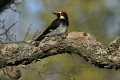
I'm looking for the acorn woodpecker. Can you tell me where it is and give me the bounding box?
[35,11,69,41]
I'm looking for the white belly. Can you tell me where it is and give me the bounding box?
[46,24,67,36]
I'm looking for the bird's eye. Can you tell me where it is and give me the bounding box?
[61,13,63,15]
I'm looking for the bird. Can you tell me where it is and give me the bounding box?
[34,11,69,41]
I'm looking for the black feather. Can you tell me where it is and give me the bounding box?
[35,12,69,41]
[35,19,60,41]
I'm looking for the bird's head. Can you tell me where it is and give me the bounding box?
[53,11,68,20]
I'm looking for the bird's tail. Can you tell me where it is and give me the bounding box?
[33,35,45,47]
[34,34,45,41]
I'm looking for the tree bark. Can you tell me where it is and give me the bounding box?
[0,32,120,69]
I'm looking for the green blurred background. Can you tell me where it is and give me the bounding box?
[1,0,120,80]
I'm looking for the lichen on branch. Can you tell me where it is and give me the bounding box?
[0,32,120,70]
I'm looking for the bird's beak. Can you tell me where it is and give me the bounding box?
[53,13,58,16]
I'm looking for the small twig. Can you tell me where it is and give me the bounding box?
[33,30,39,39]
[8,30,16,41]
[9,6,21,14]
[32,29,41,40]
[8,0,25,14]
[6,21,17,41]
[23,24,32,41]
[0,20,17,41]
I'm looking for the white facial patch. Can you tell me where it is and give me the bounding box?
[59,12,62,14]
[59,12,65,19]
[60,15,65,19]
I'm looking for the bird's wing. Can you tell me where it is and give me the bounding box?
[35,19,60,41]
[42,19,60,35]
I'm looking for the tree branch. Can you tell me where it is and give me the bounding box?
[0,32,120,69]
[0,0,24,13]
[0,0,14,12]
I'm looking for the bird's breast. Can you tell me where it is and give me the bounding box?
[57,24,67,33]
